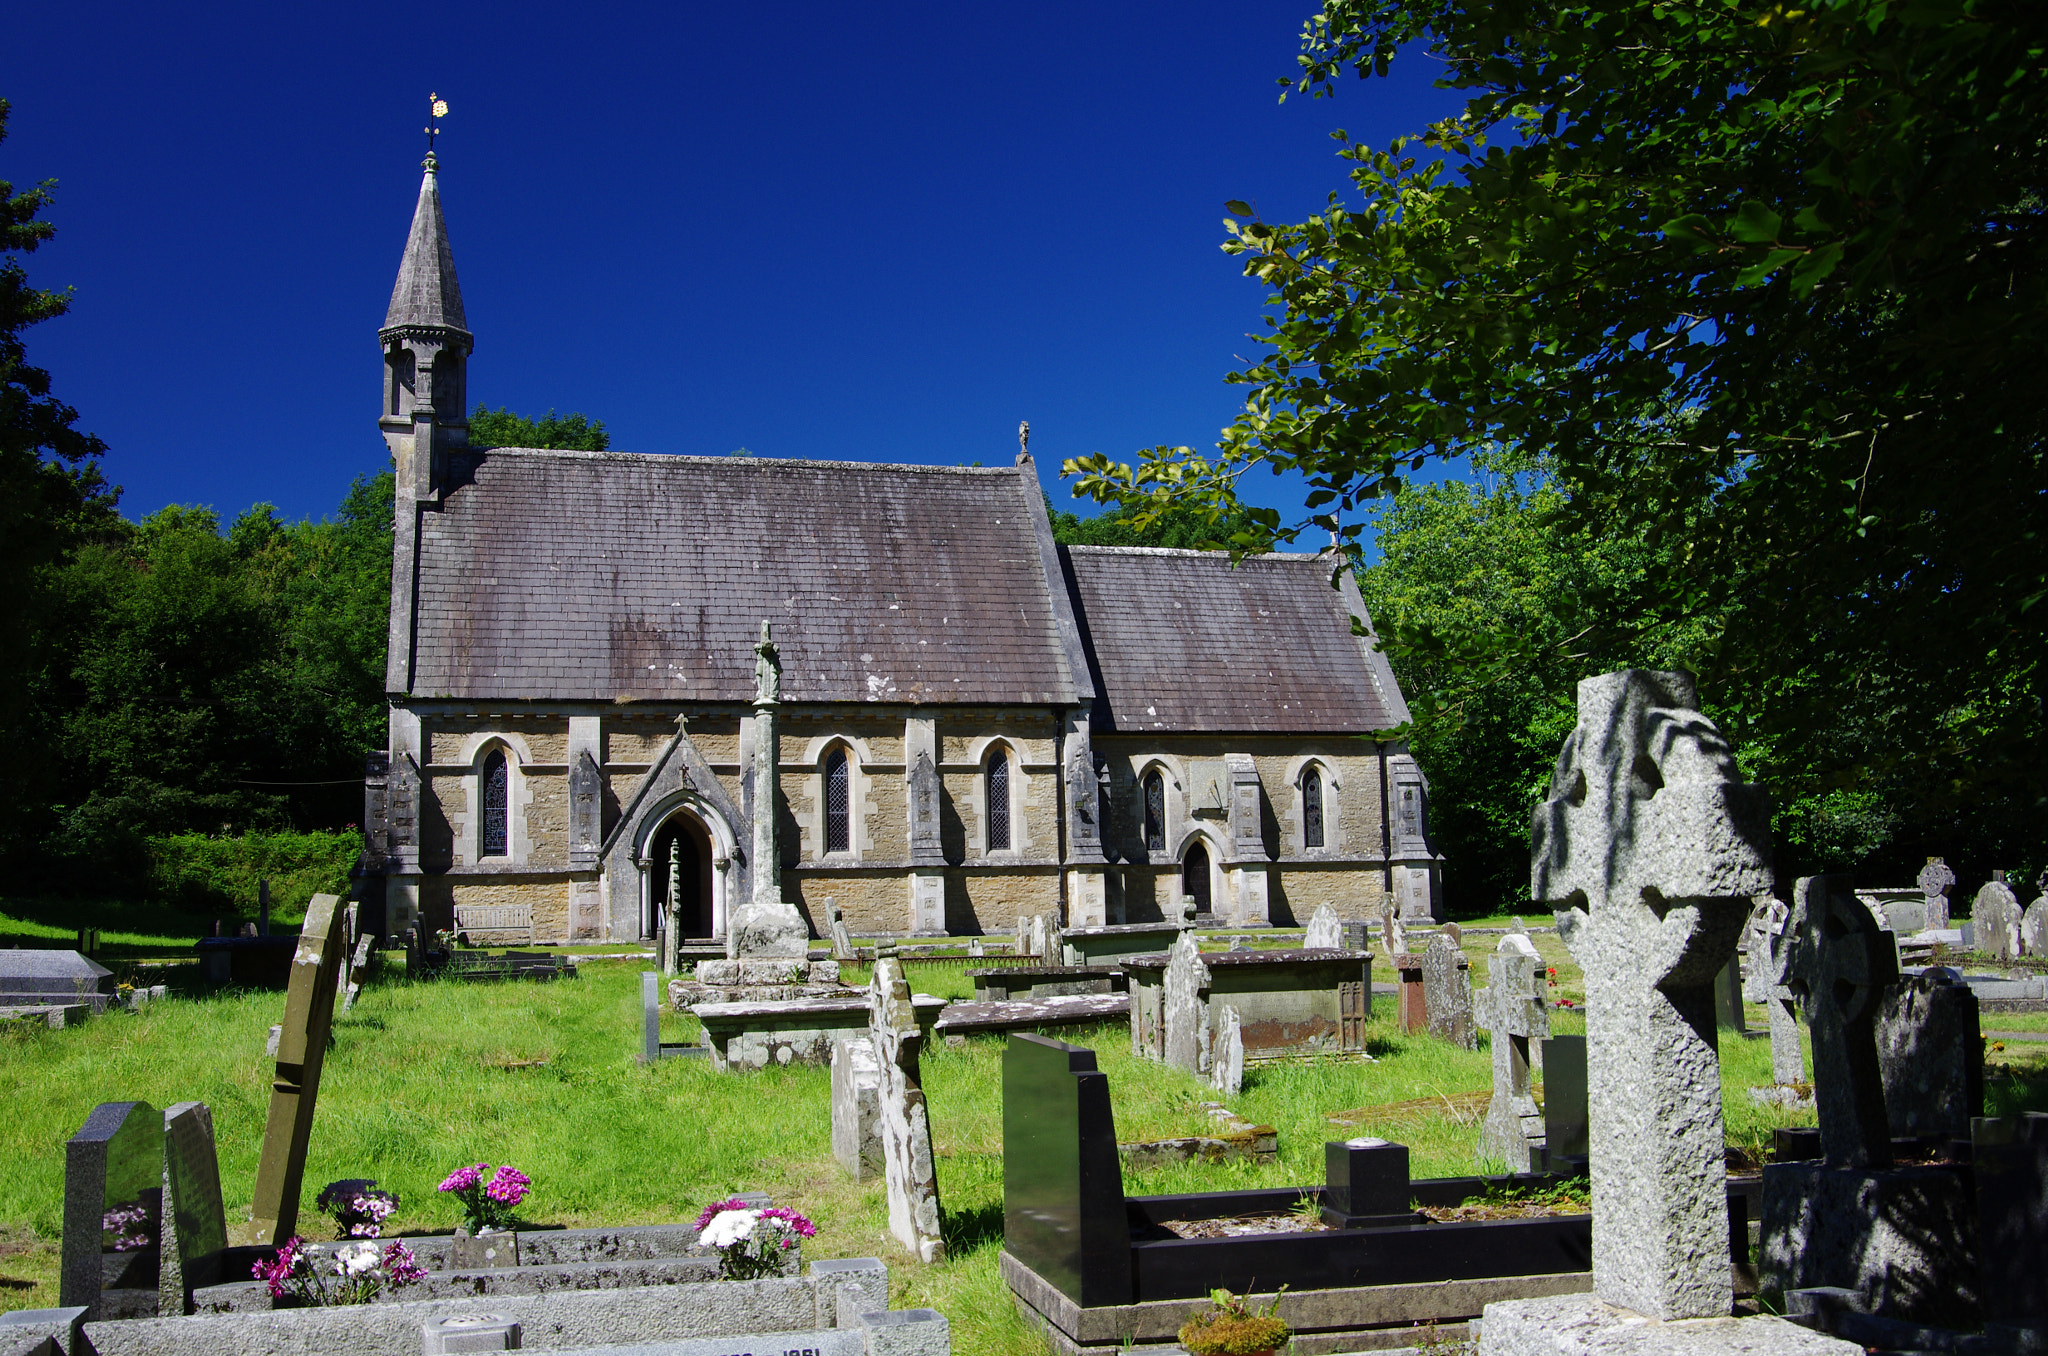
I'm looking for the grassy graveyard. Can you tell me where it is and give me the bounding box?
[4,926,2045,1356]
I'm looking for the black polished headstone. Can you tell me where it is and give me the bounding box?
[1774,1126,1822,1162]
[1002,1033,1132,1307]
[60,1101,162,1314]
[1542,1034,1588,1166]
[1321,1138,1418,1228]
[1973,1113,2048,1327]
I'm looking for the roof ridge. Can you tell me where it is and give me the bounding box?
[1063,544,1328,561]
[462,447,1026,476]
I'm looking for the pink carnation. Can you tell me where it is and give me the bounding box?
[484,1166,531,1205]
[438,1164,486,1193]
[760,1206,817,1238]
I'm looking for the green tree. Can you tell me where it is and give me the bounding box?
[1046,495,1269,550]
[1071,1,2048,852]
[0,99,121,870]
[469,405,609,450]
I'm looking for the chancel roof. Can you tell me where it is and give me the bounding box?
[410,450,1080,704]
[1063,547,1402,733]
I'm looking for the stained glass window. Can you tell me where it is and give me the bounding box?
[988,750,1011,851]
[1303,768,1325,848]
[1143,771,1165,852]
[824,748,850,853]
[481,750,508,857]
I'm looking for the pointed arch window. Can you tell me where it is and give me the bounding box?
[987,750,1012,851]
[481,750,509,857]
[824,748,850,854]
[1143,770,1165,852]
[1302,767,1325,849]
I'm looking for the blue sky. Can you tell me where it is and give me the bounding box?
[5,1,1460,531]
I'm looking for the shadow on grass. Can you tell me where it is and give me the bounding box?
[941,1200,1005,1257]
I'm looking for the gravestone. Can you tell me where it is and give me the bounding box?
[60,1100,161,1317]
[1758,876,1977,1327]
[2023,886,2048,959]
[1781,876,1898,1168]
[831,1034,883,1181]
[1764,925,1806,1087]
[1161,931,1210,1075]
[1209,1005,1244,1096]
[159,1101,225,1315]
[1000,1034,1132,1308]
[1478,934,1549,1172]
[827,900,856,963]
[869,958,943,1262]
[340,933,373,1013]
[1302,904,1343,951]
[0,950,115,1012]
[1421,932,1474,1050]
[1875,967,1981,1139]
[1541,1034,1589,1167]
[1381,907,1407,958]
[1975,872,2024,962]
[1971,1113,2048,1334]
[1917,857,1956,931]
[1532,669,1771,1321]
[732,623,809,959]
[241,892,346,1246]
[1743,897,1787,1003]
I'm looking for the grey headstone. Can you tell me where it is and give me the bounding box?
[1478,934,1549,1172]
[60,1100,161,1315]
[1420,933,1474,1050]
[1917,858,1956,931]
[641,972,661,1063]
[869,959,943,1263]
[1302,904,1343,951]
[1209,1005,1244,1096]
[1161,932,1210,1075]
[158,1103,224,1316]
[1380,907,1406,958]
[1534,669,1771,1321]
[2024,897,2048,958]
[831,1034,883,1180]
[827,900,855,963]
[1783,875,1898,1169]
[1975,877,2024,962]
[1758,1160,1978,1327]
[264,1025,281,1058]
[1876,968,1981,1139]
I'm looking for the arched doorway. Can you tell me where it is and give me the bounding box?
[1182,842,1212,916]
[649,812,715,942]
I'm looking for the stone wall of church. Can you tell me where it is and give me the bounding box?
[946,867,1062,934]
[1270,863,1396,926]
[414,876,572,944]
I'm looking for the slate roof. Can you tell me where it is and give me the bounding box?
[383,159,468,334]
[410,450,1079,704]
[1063,547,1399,733]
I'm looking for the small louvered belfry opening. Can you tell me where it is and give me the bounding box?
[1303,768,1325,848]
[481,750,508,857]
[987,750,1011,851]
[824,749,850,853]
[1143,771,1165,852]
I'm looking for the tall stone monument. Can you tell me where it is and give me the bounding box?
[1531,670,1771,1321]
[733,622,809,959]
[1477,933,1550,1172]
[241,892,347,1246]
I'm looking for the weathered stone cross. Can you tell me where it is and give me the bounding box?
[1780,874,1898,1169]
[1532,670,1772,1321]
[1477,933,1549,1173]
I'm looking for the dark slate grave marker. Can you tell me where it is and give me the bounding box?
[59,1100,161,1316]
[1321,1138,1420,1228]
[1541,1034,1588,1167]
[1001,1033,1132,1308]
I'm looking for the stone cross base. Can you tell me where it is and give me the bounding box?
[1756,1163,1978,1328]
[1478,1293,1860,1356]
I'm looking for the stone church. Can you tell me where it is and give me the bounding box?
[356,153,1444,947]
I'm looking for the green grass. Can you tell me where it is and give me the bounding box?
[4,945,2030,1356]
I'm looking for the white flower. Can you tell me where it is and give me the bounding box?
[336,1242,381,1276]
[697,1208,759,1249]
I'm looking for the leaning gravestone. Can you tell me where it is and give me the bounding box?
[827,899,856,963]
[1975,872,2024,962]
[1531,669,1771,1321]
[1759,876,1978,1327]
[1380,907,1407,958]
[831,1034,883,1181]
[869,958,943,1263]
[1477,934,1549,1172]
[159,1101,226,1316]
[1876,967,1981,1140]
[239,892,346,1246]
[1302,904,1343,951]
[61,1100,162,1317]
[1420,932,1474,1051]
[1161,931,1210,1076]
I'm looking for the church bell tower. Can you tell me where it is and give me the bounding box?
[379,149,471,500]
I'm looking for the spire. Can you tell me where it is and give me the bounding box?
[384,154,468,334]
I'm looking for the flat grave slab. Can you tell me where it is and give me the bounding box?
[933,994,1129,1034]
[0,951,114,1011]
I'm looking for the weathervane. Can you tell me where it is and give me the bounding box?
[425,93,449,153]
